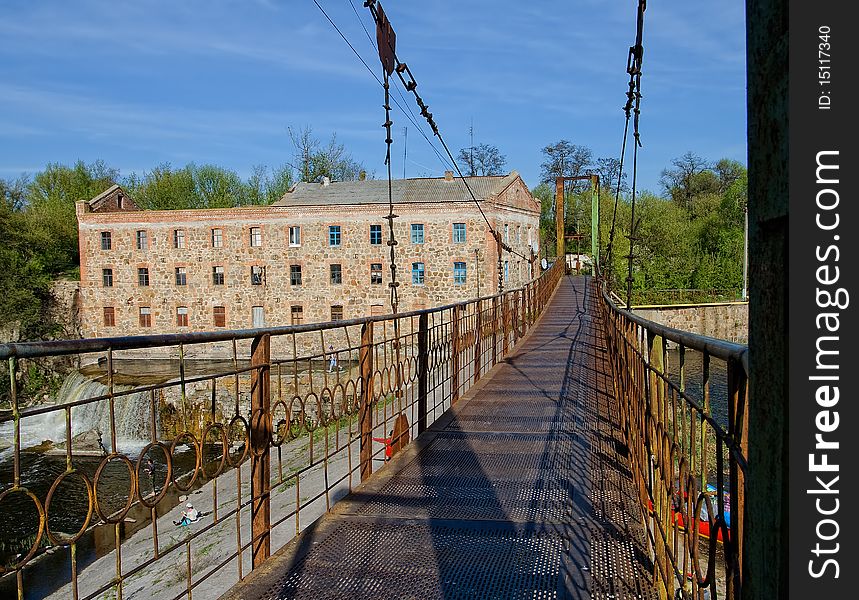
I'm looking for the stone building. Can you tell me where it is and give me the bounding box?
[75,172,540,342]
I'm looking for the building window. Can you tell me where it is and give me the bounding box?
[330,264,342,285]
[252,306,265,328]
[453,262,467,285]
[504,224,509,243]
[504,261,509,281]
[289,226,301,247]
[516,226,521,244]
[328,225,341,246]
[103,307,115,326]
[101,231,112,250]
[138,267,150,287]
[174,229,186,249]
[211,228,223,248]
[175,267,187,286]
[412,262,425,285]
[370,263,383,285]
[213,306,226,328]
[331,305,343,321]
[453,223,466,243]
[177,306,189,327]
[411,223,424,244]
[369,224,382,245]
[212,266,224,285]
[251,265,265,286]
[250,227,262,247]
[290,305,303,325]
[139,306,151,328]
[290,264,302,286]
[136,230,147,250]
[102,268,113,287]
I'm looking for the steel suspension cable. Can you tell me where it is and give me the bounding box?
[312,0,454,173]
[624,0,647,310]
[362,1,533,293]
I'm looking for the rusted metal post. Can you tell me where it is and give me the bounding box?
[250,333,271,568]
[451,305,460,404]
[555,177,565,260]
[502,294,509,356]
[727,357,748,594]
[512,290,520,344]
[359,322,374,481]
[521,287,528,334]
[417,313,429,434]
[491,296,498,365]
[473,300,482,384]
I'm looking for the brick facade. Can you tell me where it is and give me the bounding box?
[76,173,540,343]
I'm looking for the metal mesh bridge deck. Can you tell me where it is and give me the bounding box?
[223,276,657,600]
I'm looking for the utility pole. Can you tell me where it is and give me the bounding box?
[742,205,748,300]
[475,248,480,297]
[469,119,474,176]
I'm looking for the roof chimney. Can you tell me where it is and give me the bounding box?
[321,176,330,187]
[444,170,454,181]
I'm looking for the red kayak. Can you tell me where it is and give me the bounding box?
[648,484,731,542]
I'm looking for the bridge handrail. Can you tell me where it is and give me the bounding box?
[601,289,749,374]
[0,260,565,600]
[599,280,749,600]
[0,285,546,361]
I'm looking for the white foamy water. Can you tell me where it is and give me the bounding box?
[0,371,157,459]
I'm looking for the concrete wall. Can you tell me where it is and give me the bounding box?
[633,302,748,344]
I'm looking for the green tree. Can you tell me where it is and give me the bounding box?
[288,126,365,183]
[0,179,56,340]
[27,160,118,274]
[124,163,198,210]
[246,164,294,205]
[457,143,507,176]
[659,151,719,210]
[539,140,592,185]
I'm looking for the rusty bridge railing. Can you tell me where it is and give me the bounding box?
[0,259,564,600]
[600,285,749,599]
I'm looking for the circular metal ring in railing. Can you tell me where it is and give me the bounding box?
[692,488,717,587]
[45,469,94,546]
[200,423,228,479]
[170,432,201,492]
[0,487,45,572]
[372,369,384,402]
[135,442,172,508]
[303,392,320,433]
[248,408,271,457]
[331,383,346,422]
[318,387,333,428]
[271,400,290,446]
[93,453,137,524]
[226,415,249,467]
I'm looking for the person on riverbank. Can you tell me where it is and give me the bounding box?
[96,429,108,455]
[327,346,338,373]
[175,502,200,527]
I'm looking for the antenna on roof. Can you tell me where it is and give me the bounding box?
[469,118,474,176]
[403,126,407,179]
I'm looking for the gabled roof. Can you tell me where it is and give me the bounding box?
[274,172,523,207]
[86,184,139,212]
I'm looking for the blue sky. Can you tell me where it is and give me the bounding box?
[0,0,747,196]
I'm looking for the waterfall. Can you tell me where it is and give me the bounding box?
[0,371,157,456]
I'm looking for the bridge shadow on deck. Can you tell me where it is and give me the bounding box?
[223,276,657,600]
